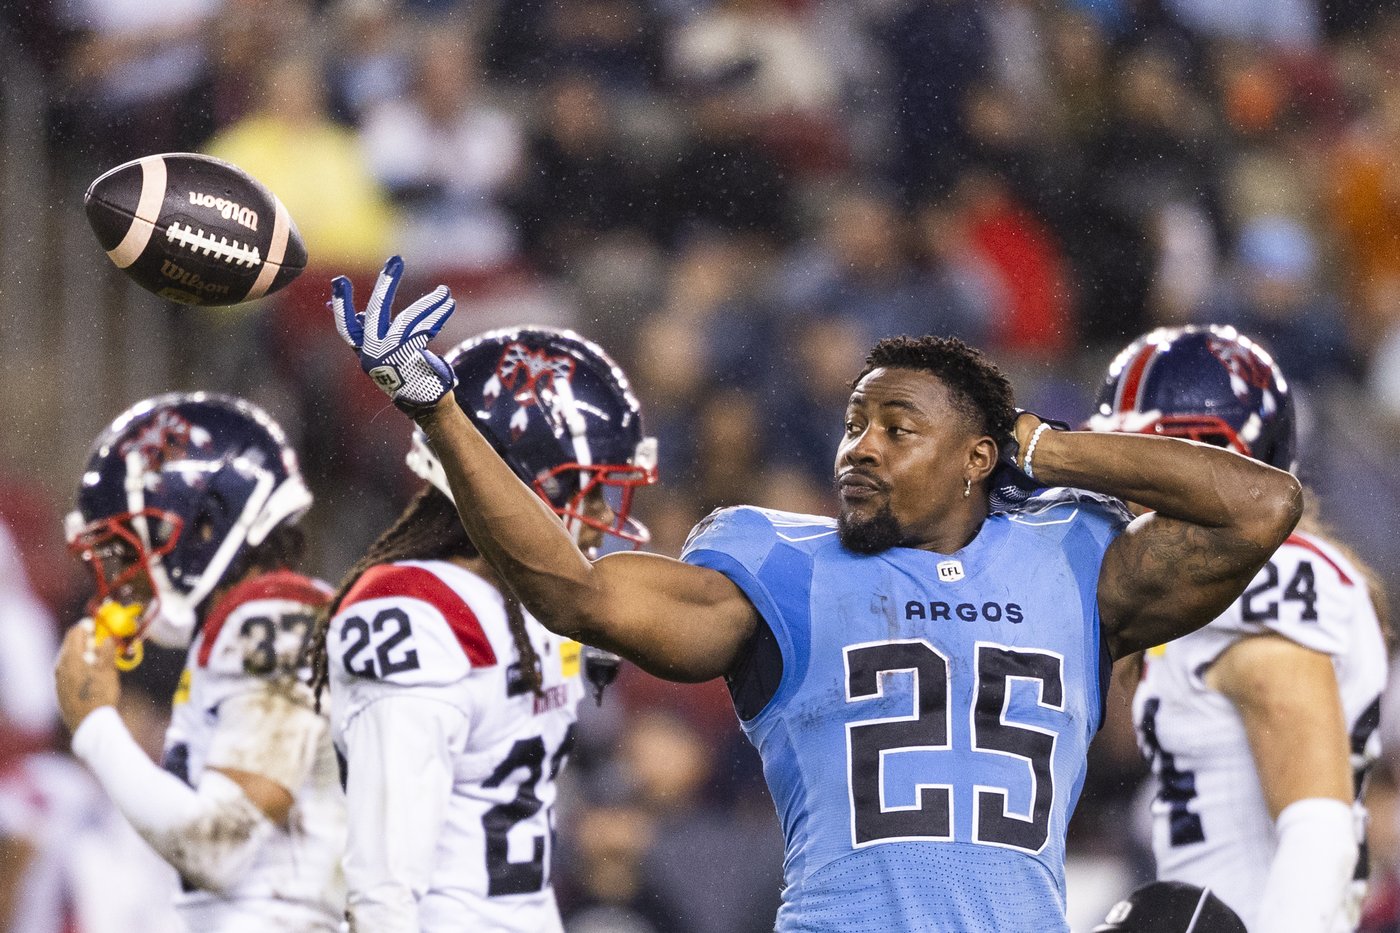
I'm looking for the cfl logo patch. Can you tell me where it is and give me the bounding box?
[936,560,964,582]
[369,366,402,393]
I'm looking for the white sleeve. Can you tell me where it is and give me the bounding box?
[342,693,468,933]
[71,706,273,892]
[205,686,325,794]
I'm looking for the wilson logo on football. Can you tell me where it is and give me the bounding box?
[482,343,577,440]
[159,259,232,297]
[188,191,259,231]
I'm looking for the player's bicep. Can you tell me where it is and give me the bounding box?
[1206,634,1351,817]
[585,551,760,682]
[1098,511,1275,659]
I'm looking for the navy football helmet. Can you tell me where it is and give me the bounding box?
[1087,325,1296,472]
[65,393,312,647]
[407,326,657,546]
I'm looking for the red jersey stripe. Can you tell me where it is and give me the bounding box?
[341,564,498,667]
[198,570,332,666]
[1284,533,1354,586]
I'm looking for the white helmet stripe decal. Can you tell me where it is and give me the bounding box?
[553,375,593,467]
[179,464,276,620]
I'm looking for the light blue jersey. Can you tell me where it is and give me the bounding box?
[681,489,1129,932]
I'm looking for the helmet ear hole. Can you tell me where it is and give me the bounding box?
[152,516,178,548]
[189,502,221,545]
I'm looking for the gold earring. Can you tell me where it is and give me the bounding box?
[963,476,971,498]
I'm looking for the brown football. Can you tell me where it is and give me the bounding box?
[84,152,307,306]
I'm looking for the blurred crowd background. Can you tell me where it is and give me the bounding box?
[7,0,1400,930]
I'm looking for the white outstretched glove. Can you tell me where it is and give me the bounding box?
[331,255,457,416]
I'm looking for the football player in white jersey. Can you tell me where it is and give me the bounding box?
[305,320,657,932]
[52,393,347,932]
[1089,325,1388,933]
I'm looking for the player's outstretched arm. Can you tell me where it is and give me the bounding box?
[330,259,759,682]
[414,399,759,681]
[1011,414,1303,658]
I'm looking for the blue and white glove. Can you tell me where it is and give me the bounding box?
[331,255,457,416]
[986,411,1070,513]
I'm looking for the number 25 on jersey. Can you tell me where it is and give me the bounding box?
[845,639,1065,853]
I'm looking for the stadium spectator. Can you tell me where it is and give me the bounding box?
[511,72,650,273]
[652,62,794,248]
[670,0,839,118]
[205,49,396,271]
[484,0,662,91]
[781,185,988,351]
[872,0,990,198]
[1164,0,1323,47]
[54,0,221,164]
[360,29,523,272]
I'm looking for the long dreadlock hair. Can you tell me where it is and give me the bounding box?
[305,486,544,708]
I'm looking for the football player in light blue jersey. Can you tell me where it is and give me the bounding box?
[327,257,1303,932]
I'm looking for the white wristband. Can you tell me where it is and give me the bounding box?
[1022,423,1052,479]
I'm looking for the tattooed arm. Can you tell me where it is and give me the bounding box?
[1012,414,1303,658]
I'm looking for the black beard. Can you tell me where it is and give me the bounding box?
[837,502,904,554]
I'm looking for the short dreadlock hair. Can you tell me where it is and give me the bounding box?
[855,335,1016,443]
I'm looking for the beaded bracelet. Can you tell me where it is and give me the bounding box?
[1022,423,1052,479]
